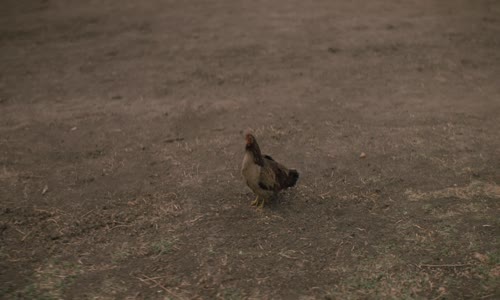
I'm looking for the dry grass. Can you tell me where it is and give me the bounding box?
[1,0,500,298]
[405,181,500,202]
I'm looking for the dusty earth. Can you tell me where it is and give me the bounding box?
[1,0,500,299]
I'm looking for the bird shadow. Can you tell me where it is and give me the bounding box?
[266,191,294,210]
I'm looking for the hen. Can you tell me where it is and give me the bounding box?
[241,133,299,208]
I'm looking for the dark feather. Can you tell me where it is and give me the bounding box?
[263,155,274,161]
[258,181,274,191]
[285,169,299,188]
[243,134,299,197]
[256,163,299,191]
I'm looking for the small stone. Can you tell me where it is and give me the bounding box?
[328,47,340,53]
[474,252,489,263]
[360,152,366,158]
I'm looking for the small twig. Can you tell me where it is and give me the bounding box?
[279,253,297,259]
[41,185,49,195]
[21,230,33,241]
[186,215,204,224]
[166,192,178,199]
[319,191,331,199]
[136,276,148,284]
[418,263,472,268]
[136,275,182,299]
[109,224,131,230]
[34,208,53,214]
[138,275,166,282]
[12,226,26,236]
[271,215,285,221]
[431,292,445,300]
[80,209,95,219]
[278,250,299,260]
[414,224,427,231]
[335,246,342,258]
[47,218,59,225]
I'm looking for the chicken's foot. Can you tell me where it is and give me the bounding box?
[251,196,260,206]
[257,198,266,209]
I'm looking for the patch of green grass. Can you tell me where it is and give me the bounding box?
[223,288,242,300]
[0,284,16,298]
[56,274,78,291]
[422,203,433,213]
[112,242,132,262]
[476,251,500,283]
[487,251,500,265]
[15,283,56,300]
[350,274,385,291]
[0,248,6,259]
[20,259,83,299]
[112,250,131,262]
[151,239,175,255]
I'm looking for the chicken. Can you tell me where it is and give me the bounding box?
[241,133,299,208]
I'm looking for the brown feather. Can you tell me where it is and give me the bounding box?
[263,157,291,190]
[242,133,299,199]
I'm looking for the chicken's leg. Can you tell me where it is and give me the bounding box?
[257,198,265,209]
[251,196,260,206]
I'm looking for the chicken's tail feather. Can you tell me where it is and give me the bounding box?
[285,169,299,188]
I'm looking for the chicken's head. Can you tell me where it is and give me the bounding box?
[245,133,256,147]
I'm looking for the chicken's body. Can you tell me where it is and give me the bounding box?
[241,152,275,204]
[241,134,299,208]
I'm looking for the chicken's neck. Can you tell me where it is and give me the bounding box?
[246,143,264,166]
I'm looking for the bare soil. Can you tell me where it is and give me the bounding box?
[1,0,499,299]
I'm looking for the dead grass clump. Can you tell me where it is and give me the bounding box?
[405,181,500,202]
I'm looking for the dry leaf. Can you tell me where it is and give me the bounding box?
[489,266,500,277]
[473,252,489,263]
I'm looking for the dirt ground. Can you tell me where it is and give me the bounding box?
[1,0,499,299]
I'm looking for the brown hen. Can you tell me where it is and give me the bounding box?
[241,133,299,208]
